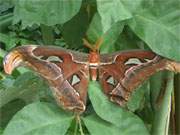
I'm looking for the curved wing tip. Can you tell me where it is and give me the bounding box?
[3,50,23,75]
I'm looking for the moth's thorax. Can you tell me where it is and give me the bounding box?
[89,51,100,63]
[88,51,100,81]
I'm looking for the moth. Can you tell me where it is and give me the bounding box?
[3,38,180,113]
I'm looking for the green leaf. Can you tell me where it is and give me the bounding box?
[3,102,73,135]
[0,33,17,49]
[0,99,26,128]
[0,13,13,32]
[40,24,55,45]
[0,48,6,58]
[149,72,164,110]
[127,82,149,112]
[96,0,132,33]
[120,0,154,15]
[0,77,14,90]
[128,0,180,60]
[0,72,50,108]
[115,26,143,50]
[87,13,124,53]
[88,81,149,135]
[0,33,33,50]
[61,5,89,48]
[13,0,82,28]
[83,114,122,135]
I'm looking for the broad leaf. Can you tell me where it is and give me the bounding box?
[96,0,132,33]
[0,33,33,50]
[88,81,149,135]
[127,82,149,112]
[0,99,25,128]
[87,13,124,53]
[83,114,122,135]
[0,72,50,107]
[0,13,13,32]
[115,26,143,50]
[62,5,89,48]
[3,102,73,135]
[13,0,82,28]
[128,0,180,60]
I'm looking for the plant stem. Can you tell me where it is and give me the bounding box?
[151,72,174,135]
[174,74,180,135]
[74,116,78,135]
[40,24,54,45]
[77,115,84,135]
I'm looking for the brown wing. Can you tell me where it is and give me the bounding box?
[3,45,89,113]
[99,50,180,106]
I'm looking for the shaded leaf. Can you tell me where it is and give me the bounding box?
[115,26,143,50]
[0,13,13,32]
[0,33,33,50]
[127,82,149,112]
[0,99,26,128]
[62,4,89,48]
[87,13,124,53]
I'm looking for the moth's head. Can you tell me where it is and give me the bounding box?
[83,37,103,53]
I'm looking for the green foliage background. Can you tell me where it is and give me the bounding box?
[0,0,179,135]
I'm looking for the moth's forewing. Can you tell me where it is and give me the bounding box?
[98,50,178,106]
[3,45,89,113]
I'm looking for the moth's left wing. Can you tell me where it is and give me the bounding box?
[3,45,89,113]
[99,50,180,106]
